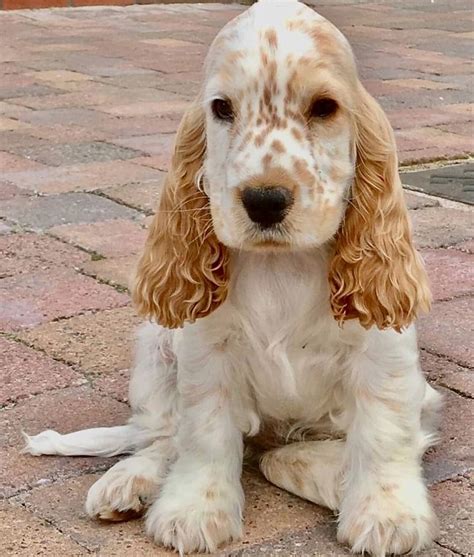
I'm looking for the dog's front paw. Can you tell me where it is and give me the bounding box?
[338,480,438,556]
[146,470,243,554]
[86,456,161,521]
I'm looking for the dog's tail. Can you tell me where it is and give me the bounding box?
[22,423,157,458]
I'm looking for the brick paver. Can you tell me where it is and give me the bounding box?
[0,336,84,405]
[0,2,472,556]
[19,306,142,375]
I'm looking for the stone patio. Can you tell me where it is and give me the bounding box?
[0,1,473,556]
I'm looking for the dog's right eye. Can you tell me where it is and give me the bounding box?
[211,98,234,123]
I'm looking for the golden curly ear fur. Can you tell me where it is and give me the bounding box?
[329,84,431,331]
[133,103,230,329]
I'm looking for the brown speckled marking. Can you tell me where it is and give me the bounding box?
[271,139,285,153]
[254,128,270,147]
[291,127,304,142]
[293,158,314,188]
[262,153,273,167]
[264,28,278,49]
[381,483,398,494]
[205,488,217,500]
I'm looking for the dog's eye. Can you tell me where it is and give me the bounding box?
[310,98,339,119]
[211,98,234,122]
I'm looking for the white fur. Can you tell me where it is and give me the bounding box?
[24,1,441,555]
[25,251,441,555]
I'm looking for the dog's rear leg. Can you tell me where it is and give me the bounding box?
[260,439,344,511]
[23,323,178,458]
[83,323,180,521]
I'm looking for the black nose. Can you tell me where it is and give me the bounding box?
[241,186,293,228]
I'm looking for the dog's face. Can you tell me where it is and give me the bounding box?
[134,0,430,331]
[203,2,357,251]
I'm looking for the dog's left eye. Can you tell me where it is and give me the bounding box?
[310,97,339,119]
[211,98,234,123]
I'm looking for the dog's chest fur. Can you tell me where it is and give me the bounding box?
[219,251,359,426]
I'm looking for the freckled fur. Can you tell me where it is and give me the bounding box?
[25,2,440,556]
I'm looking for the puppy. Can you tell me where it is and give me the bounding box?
[25,1,441,555]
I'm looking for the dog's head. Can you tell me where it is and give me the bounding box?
[134,0,430,330]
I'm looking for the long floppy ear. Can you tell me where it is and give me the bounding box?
[329,84,431,331]
[133,103,230,329]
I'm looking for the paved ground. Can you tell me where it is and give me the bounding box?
[0,1,473,556]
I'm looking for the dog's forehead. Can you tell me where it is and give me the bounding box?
[205,0,347,89]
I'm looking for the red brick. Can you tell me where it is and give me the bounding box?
[12,82,172,111]
[396,127,474,161]
[2,160,163,194]
[431,477,473,555]
[0,101,34,119]
[451,240,474,254]
[422,351,473,399]
[423,387,473,485]
[19,306,141,375]
[0,337,84,405]
[3,0,68,8]
[16,474,166,554]
[400,147,472,165]
[0,151,47,172]
[0,117,32,132]
[387,106,471,131]
[50,219,147,258]
[388,78,457,91]
[421,248,473,301]
[0,222,13,234]
[27,123,109,143]
[95,114,181,137]
[99,178,164,214]
[0,233,89,279]
[81,255,138,290]
[0,268,129,332]
[0,181,29,202]
[443,103,474,116]
[411,207,473,249]
[98,100,189,118]
[436,119,474,136]
[0,501,86,556]
[110,133,174,159]
[0,386,129,497]
[74,0,133,7]
[15,468,329,555]
[418,298,473,367]
[404,191,440,210]
[93,368,130,403]
[17,107,116,129]
[130,155,170,172]
[30,70,92,84]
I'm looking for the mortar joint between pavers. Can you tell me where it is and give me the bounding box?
[435,540,467,556]
[13,497,95,554]
[76,267,130,294]
[420,347,474,373]
[91,187,154,217]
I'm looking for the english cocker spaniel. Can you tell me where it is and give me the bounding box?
[25,1,442,555]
